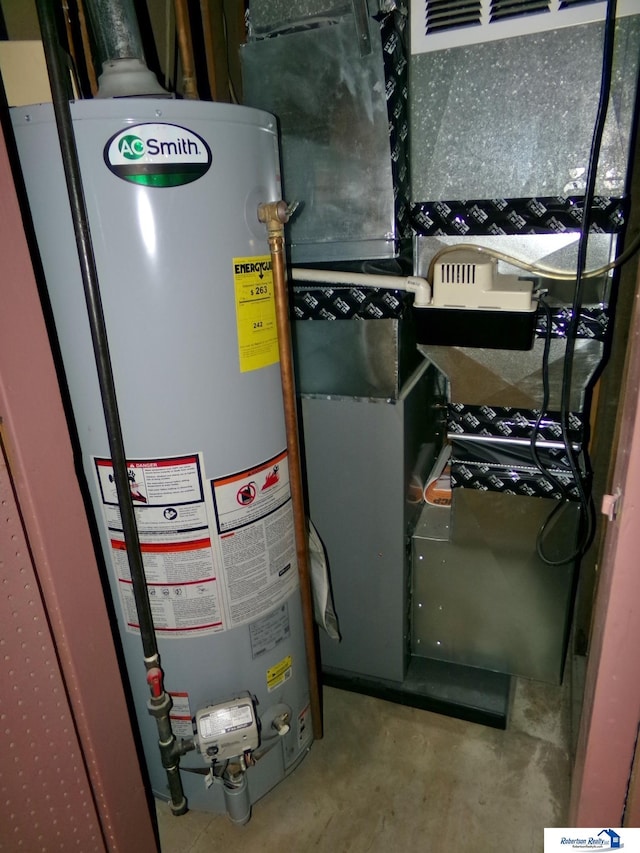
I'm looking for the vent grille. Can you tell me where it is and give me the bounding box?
[412,0,637,53]
[490,0,550,23]
[439,262,477,284]
[425,0,482,34]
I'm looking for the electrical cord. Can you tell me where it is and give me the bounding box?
[531,295,594,565]
[555,0,618,563]
[427,0,622,565]
[529,296,563,497]
[527,0,618,565]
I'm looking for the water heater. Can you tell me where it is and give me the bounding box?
[11,99,312,815]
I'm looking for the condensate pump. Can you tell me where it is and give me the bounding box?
[415,250,538,350]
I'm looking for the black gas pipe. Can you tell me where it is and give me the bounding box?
[34,0,190,815]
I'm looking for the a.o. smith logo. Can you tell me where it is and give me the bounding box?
[105,123,211,187]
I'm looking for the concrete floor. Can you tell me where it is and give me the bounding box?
[156,675,572,852]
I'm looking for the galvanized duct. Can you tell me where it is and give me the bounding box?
[83,0,167,97]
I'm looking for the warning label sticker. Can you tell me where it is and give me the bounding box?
[233,255,279,373]
[266,655,292,692]
[169,691,194,739]
[211,450,299,629]
[94,454,226,637]
[212,449,291,533]
[249,603,291,659]
[297,704,312,751]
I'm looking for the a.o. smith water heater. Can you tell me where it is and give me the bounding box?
[11,98,312,816]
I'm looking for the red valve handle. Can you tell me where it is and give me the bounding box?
[146,667,164,698]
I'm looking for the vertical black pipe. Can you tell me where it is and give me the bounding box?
[34,0,158,661]
[34,0,189,816]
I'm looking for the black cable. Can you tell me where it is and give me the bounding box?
[530,297,554,485]
[530,297,567,499]
[534,0,618,566]
[530,297,585,565]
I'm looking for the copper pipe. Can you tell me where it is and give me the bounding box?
[200,0,229,102]
[76,0,98,96]
[224,0,244,103]
[174,0,198,99]
[163,0,175,93]
[60,0,86,95]
[60,2,77,71]
[258,201,323,741]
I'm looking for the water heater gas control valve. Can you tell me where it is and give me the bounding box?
[195,693,260,762]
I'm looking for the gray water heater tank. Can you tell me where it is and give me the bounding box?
[11,98,312,814]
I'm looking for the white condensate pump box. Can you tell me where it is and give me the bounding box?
[432,252,534,311]
[414,251,538,350]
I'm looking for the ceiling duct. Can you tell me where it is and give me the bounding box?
[84,0,167,97]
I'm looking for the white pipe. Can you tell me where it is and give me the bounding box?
[290,267,432,308]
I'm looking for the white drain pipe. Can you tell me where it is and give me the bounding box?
[290,267,432,307]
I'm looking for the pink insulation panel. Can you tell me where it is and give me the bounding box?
[0,437,106,852]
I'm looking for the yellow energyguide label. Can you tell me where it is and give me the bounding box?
[233,255,279,373]
[266,655,292,692]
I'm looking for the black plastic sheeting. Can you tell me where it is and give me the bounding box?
[410,195,627,237]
